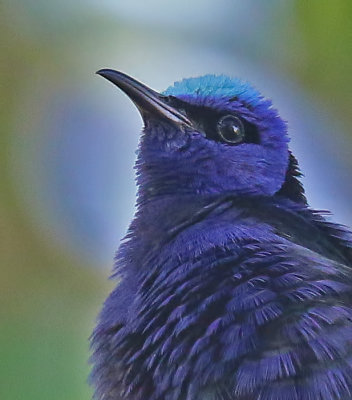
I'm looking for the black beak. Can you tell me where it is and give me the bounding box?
[96,69,192,127]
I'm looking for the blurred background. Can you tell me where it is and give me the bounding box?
[1,1,352,398]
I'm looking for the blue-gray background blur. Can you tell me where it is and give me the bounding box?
[2,1,352,399]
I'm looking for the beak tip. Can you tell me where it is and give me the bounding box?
[96,68,112,78]
[95,69,191,127]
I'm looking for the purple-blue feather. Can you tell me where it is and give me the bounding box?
[91,197,352,400]
[91,74,352,399]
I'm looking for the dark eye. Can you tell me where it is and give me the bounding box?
[217,115,245,144]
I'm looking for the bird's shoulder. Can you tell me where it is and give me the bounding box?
[159,195,352,268]
[104,233,352,400]
[136,234,352,400]
[91,196,352,400]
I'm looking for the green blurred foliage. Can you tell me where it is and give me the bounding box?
[293,1,352,123]
[1,3,109,399]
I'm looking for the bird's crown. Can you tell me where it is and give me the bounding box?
[163,74,262,106]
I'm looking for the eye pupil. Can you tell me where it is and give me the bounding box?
[217,115,244,144]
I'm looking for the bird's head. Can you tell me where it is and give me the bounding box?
[98,70,304,202]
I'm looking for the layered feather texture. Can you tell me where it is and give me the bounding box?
[91,74,352,399]
[91,196,352,400]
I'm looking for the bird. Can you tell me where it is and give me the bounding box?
[90,69,352,400]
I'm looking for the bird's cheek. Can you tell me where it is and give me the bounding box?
[164,136,189,152]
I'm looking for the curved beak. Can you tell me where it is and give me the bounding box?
[96,69,192,127]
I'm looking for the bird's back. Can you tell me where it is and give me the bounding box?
[91,195,352,400]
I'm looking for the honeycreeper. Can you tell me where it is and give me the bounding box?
[91,70,352,400]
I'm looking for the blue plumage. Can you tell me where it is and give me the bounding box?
[91,70,352,400]
[163,75,262,106]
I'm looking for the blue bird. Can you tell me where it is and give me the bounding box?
[91,69,352,400]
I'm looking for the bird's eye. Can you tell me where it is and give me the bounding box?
[217,115,245,144]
